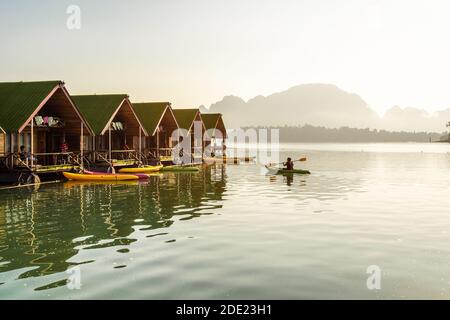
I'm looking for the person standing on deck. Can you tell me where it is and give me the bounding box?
[60,141,69,165]
[60,141,69,153]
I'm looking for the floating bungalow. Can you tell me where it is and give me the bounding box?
[0,81,93,183]
[172,109,207,164]
[201,113,227,157]
[0,80,230,184]
[72,94,148,168]
[132,102,179,163]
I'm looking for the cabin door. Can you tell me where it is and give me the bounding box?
[46,133,61,153]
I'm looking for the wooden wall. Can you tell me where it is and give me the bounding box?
[0,133,5,155]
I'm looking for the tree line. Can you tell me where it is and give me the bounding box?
[244,125,445,143]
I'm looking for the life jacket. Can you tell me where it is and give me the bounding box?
[286,161,294,170]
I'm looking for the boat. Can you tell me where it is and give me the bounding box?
[160,165,200,172]
[265,166,311,175]
[277,169,311,175]
[63,172,140,181]
[84,170,151,180]
[118,165,163,173]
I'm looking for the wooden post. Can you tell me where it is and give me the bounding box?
[202,128,205,161]
[156,129,160,159]
[93,136,96,163]
[139,128,142,163]
[10,132,14,168]
[80,122,84,169]
[31,119,34,170]
[223,135,226,157]
[109,125,112,164]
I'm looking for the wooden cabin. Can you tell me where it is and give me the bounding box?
[172,109,207,164]
[0,81,93,175]
[132,102,179,162]
[72,95,148,168]
[201,113,227,157]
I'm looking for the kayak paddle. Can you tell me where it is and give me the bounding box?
[266,157,307,168]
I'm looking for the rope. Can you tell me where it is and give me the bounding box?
[0,180,61,191]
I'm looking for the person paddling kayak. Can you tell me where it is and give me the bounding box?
[283,157,294,170]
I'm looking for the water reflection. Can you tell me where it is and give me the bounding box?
[0,165,227,280]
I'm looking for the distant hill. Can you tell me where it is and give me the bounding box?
[382,106,450,132]
[201,84,450,133]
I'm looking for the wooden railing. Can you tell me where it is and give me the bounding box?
[148,148,173,157]
[0,151,82,171]
[93,149,140,166]
[0,154,8,170]
[33,152,77,166]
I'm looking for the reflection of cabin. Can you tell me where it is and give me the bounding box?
[0,164,227,278]
[72,95,148,167]
[132,102,179,162]
[201,113,227,157]
[172,109,207,163]
[0,81,92,175]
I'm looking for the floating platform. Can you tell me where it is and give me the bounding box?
[204,156,255,164]
[160,165,200,172]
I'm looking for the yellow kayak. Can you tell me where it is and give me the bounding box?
[118,165,163,174]
[63,172,140,181]
[64,180,140,188]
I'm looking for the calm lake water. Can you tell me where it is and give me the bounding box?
[1,143,450,299]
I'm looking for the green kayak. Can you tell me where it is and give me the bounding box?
[266,166,311,175]
[277,169,311,175]
[161,165,200,172]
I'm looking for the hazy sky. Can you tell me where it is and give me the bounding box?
[1,0,450,114]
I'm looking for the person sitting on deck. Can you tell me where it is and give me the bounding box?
[19,145,27,162]
[18,145,36,165]
[283,157,294,170]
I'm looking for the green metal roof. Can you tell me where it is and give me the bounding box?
[132,102,172,136]
[201,113,221,130]
[72,94,128,135]
[172,109,201,131]
[0,81,62,132]
[201,113,227,138]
